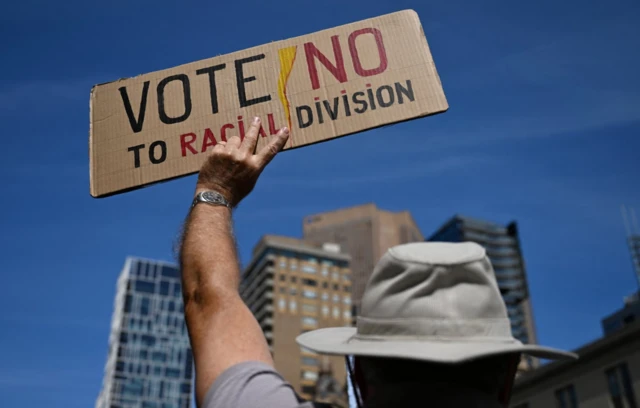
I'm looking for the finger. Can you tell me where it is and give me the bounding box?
[256,127,290,167]
[226,136,241,150]
[240,116,261,154]
[211,142,226,154]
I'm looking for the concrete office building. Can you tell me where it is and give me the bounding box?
[427,215,538,370]
[96,257,193,408]
[241,235,352,402]
[302,203,423,310]
[510,321,640,408]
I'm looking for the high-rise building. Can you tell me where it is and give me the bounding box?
[302,203,423,310]
[241,235,352,402]
[427,215,538,370]
[96,257,193,408]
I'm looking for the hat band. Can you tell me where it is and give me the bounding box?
[356,316,514,339]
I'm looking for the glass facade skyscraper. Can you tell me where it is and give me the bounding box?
[96,257,193,408]
[428,215,539,370]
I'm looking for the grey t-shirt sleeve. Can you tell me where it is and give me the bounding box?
[202,361,315,408]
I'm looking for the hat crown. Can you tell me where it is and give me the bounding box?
[358,242,512,339]
[296,241,577,363]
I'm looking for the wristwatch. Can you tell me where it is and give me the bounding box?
[191,190,232,209]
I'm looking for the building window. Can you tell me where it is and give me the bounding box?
[140,298,151,315]
[161,266,179,278]
[135,280,155,294]
[303,290,317,299]
[302,357,318,367]
[289,300,297,313]
[322,305,329,317]
[322,282,328,289]
[302,265,317,274]
[332,272,339,281]
[322,292,329,301]
[333,307,340,319]
[279,287,286,294]
[321,268,329,277]
[343,310,351,319]
[342,274,350,282]
[606,362,637,408]
[291,276,297,283]
[555,384,578,408]
[280,275,286,282]
[290,262,298,271]
[343,285,350,292]
[343,295,351,305]
[302,317,318,327]
[278,299,286,311]
[302,278,317,287]
[302,304,317,314]
[333,284,339,291]
[152,351,167,362]
[124,295,132,313]
[290,288,297,295]
[279,259,287,268]
[301,370,319,381]
[333,294,339,303]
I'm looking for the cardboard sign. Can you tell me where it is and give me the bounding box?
[89,9,448,198]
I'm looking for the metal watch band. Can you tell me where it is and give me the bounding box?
[191,190,231,209]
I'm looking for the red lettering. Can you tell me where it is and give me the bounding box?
[220,124,234,141]
[180,133,197,157]
[258,124,267,138]
[201,128,217,152]
[304,35,347,90]
[237,117,246,139]
[348,28,387,77]
[267,113,278,135]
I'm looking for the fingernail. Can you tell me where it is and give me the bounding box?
[253,116,260,124]
[282,127,289,134]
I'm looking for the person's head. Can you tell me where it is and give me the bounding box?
[297,242,578,407]
[355,354,519,397]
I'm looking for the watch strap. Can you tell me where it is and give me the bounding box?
[191,190,231,209]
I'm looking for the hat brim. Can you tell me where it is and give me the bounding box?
[297,327,578,363]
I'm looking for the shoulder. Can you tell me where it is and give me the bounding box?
[202,361,314,408]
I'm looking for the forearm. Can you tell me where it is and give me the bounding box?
[180,201,240,309]
[177,120,288,404]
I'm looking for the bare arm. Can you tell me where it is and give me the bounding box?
[179,117,289,406]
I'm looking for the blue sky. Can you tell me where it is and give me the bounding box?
[1,0,639,406]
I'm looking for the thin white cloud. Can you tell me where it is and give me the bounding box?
[0,76,110,113]
[419,90,640,152]
[263,155,493,188]
[405,15,640,152]
[0,368,92,388]
[0,313,106,331]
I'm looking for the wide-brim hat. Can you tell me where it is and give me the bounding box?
[297,242,577,363]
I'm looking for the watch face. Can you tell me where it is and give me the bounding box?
[202,191,218,202]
